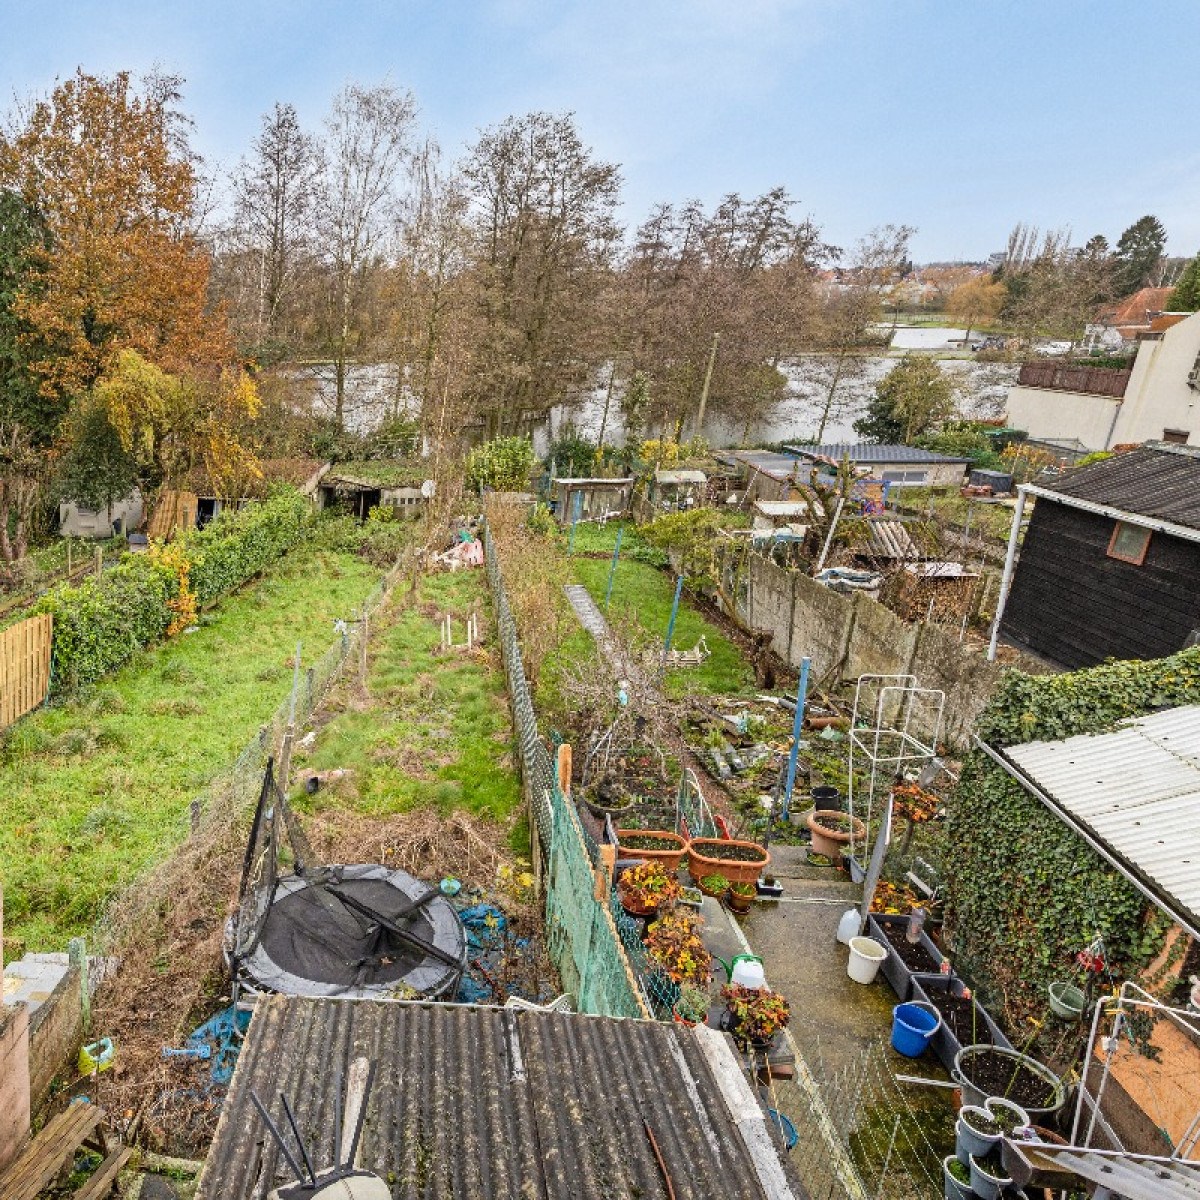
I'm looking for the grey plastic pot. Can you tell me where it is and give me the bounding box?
[968,1152,1012,1200]
[955,1105,999,1167]
[911,972,1012,1073]
[1048,980,1085,1020]
[942,1155,972,1200]
[953,1044,1068,1119]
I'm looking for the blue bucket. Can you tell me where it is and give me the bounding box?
[891,1002,940,1058]
[767,1109,797,1152]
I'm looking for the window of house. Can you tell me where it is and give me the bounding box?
[880,469,928,485]
[1107,520,1151,565]
[1162,429,1190,445]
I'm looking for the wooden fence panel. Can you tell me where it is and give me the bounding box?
[0,613,52,729]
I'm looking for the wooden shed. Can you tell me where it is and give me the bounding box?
[551,477,633,525]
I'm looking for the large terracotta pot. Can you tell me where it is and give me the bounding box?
[686,837,769,886]
[615,828,687,871]
[806,809,865,859]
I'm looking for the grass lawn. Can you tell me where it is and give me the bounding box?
[568,556,753,698]
[293,568,526,855]
[0,543,379,952]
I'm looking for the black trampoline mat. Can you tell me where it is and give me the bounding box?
[257,877,437,986]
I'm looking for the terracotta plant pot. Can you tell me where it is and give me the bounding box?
[696,875,730,899]
[617,880,661,919]
[616,829,687,871]
[806,809,865,859]
[726,886,755,914]
[686,837,770,886]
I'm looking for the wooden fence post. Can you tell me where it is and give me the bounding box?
[68,937,89,1035]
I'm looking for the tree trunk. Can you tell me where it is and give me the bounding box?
[817,350,848,441]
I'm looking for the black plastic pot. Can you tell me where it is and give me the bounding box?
[867,913,947,1001]
[911,973,1012,1073]
[810,785,842,811]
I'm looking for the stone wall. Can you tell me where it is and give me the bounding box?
[740,552,1044,747]
[0,1003,31,1172]
[28,964,83,1111]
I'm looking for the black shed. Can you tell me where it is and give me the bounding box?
[1001,442,1200,668]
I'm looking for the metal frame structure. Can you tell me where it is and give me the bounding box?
[1071,980,1200,1159]
[846,675,945,873]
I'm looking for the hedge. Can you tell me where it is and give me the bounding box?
[34,488,312,694]
[944,648,1200,1030]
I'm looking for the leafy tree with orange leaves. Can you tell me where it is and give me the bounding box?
[0,69,228,399]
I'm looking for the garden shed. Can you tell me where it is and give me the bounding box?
[999,442,1200,668]
[550,476,634,524]
[319,459,431,519]
[649,468,707,511]
[197,995,804,1200]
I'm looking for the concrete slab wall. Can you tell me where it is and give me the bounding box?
[740,552,1045,748]
[28,964,83,1111]
[0,1003,30,1173]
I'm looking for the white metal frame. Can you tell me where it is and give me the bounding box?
[1071,980,1200,1157]
[846,675,945,872]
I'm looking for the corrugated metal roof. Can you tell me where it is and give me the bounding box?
[1039,443,1200,530]
[785,443,970,464]
[197,997,803,1200]
[715,451,802,481]
[1003,706,1200,932]
[655,469,707,484]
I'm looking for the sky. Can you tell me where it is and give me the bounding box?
[3,0,1199,262]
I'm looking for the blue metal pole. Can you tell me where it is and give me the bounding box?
[660,575,684,681]
[568,489,582,554]
[604,526,623,609]
[781,656,811,820]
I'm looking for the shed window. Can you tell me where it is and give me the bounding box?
[1107,521,1151,565]
[1162,428,1190,445]
[880,469,928,485]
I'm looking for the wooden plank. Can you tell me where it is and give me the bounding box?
[73,1147,132,1200]
[0,1104,105,1200]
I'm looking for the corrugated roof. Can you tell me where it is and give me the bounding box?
[716,451,803,481]
[1039,443,1200,530]
[785,444,970,464]
[1003,705,1200,935]
[197,997,802,1200]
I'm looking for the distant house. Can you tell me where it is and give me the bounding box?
[58,490,145,540]
[784,443,969,488]
[319,459,431,519]
[1005,309,1200,452]
[1000,442,1200,668]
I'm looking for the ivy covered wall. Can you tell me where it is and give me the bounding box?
[945,648,1200,1030]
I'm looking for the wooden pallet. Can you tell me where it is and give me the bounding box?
[0,1102,126,1200]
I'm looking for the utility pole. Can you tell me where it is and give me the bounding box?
[694,333,719,437]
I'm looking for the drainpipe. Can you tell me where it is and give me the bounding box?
[986,485,1028,662]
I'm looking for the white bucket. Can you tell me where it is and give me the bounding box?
[847,936,888,985]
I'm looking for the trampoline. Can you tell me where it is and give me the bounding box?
[226,766,466,1001]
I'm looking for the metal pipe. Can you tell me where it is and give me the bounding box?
[781,657,811,820]
[815,496,847,574]
[660,575,684,681]
[987,485,1028,661]
[604,526,623,609]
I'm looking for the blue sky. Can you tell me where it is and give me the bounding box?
[4,0,1199,262]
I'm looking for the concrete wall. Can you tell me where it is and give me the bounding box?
[0,1003,30,1173]
[1114,312,1200,446]
[27,964,83,1111]
[1004,385,1120,450]
[741,552,1044,747]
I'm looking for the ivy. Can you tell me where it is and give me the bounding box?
[945,650,1200,1031]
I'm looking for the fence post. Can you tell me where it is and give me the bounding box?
[659,575,684,682]
[68,937,89,1035]
[604,526,623,609]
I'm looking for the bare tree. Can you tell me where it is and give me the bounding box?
[314,82,418,427]
[462,111,621,435]
[227,103,318,353]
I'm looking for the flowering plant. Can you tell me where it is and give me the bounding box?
[890,783,940,822]
[618,860,682,910]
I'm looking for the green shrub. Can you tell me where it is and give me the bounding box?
[465,436,536,493]
[358,521,409,568]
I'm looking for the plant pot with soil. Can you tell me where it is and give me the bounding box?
[955,1104,1000,1165]
[686,837,770,886]
[968,1150,1013,1200]
[719,983,791,1054]
[953,1044,1067,1120]
[806,809,865,859]
[616,829,688,871]
[942,1155,972,1200]
[910,972,1011,1071]
[617,859,682,919]
[697,873,729,899]
[1047,980,1086,1020]
[726,881,756,914]
[984,1096,1030,1136]
[868,913,946,1002]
